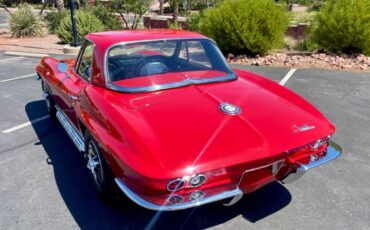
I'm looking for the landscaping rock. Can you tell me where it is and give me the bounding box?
[228,53,370,72]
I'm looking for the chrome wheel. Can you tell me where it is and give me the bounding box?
[84,131,118,200]
[86,140,104,187]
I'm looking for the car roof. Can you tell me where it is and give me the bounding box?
[86,29,208,48]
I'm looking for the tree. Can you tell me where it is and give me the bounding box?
[112,0,150,29]
[159,0,164,15]
[169,0,181,22]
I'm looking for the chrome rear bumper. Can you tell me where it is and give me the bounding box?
[282,140,342,184]
[115,141,341,211]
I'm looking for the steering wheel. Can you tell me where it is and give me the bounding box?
[135,55,169,76]
[83,66,92,79]
[108,60,126,82]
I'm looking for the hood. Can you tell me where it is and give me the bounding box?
[90,69,335,179]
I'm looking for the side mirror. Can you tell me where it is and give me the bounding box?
[57,62,69,73]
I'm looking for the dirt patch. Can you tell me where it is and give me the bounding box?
[0,33,64,54]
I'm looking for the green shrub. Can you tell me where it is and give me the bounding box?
[168,21,182,29]
[292,24,319,51]
[56,10,105,44]
[312,0,370,55]
[44,10,68,34]
[84,5,122,30]
[199,0,288,56]
[10,3,46,38]
[188,12,203,32]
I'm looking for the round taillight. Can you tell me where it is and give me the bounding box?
[167,178,185,191]
[310,154,319,163]
[312,139,324,151]
[167,195,184,205]
[189,174,207,187]
[189,190,205,201]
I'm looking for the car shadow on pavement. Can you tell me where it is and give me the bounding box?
[26,100,292,230]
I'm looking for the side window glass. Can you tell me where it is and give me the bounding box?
[178,41,211,68]
[78,41,94,80]
[187,41,211,67]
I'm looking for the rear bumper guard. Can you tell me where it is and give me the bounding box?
[282,140,342,184]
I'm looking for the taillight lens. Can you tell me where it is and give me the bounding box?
[189,174,207,187]
[166,178,185,191]
[167,195,184,205]
[311,136,331,151]
[189,190,205,201]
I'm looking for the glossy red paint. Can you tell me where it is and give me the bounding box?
[36,30,338,209]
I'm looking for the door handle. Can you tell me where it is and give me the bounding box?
[69,94,80,102]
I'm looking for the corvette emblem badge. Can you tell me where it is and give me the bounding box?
[293,124,316,133]
[220,103,241,115]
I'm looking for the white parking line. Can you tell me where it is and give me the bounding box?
[279,68,297,86]
[0,73,36,83]
[2,115,50,134]
[0,56,23,63]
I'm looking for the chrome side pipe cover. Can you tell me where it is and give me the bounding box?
[55,105,85,152]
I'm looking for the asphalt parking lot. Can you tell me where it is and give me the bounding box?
[0,51,369,230]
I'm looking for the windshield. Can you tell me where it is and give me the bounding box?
[105,39,236,93]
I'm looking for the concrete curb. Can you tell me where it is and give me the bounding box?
[63,45,81,55]
[4,51,49,58]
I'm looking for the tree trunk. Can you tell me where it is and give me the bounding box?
[172,1,178,22]
[159,0,164,15]
[55,0,64,12]
[187,0,191,16]
[1,6,11,14]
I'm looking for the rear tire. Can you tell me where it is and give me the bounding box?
[42,81,56,118]
[84,131,118,201]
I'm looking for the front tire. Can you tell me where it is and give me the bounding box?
[84,131,117,201]
[41,81,56,118]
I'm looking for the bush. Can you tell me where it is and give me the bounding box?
[312,0,370,55]
[84,5,122,30]
[44,11,68,34]
[9,4,46,38]
[199,0,288,56]
[188,12,203,32]
[56,10,105,44]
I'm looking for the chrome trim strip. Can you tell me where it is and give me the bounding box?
[55,105,85,152]
[105,73,236,93]
[103,38,237,93]
[282,140,342,184]
[115,178,243,211]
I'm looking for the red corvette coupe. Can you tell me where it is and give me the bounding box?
[35,30,342,211]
